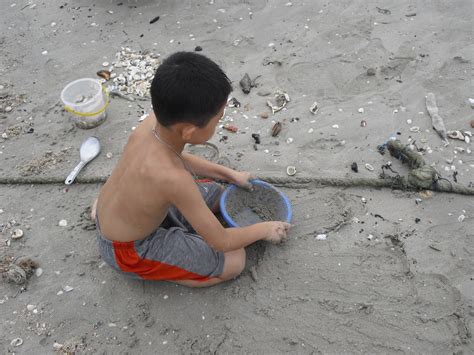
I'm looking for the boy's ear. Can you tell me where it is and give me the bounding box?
[181,124,198,141]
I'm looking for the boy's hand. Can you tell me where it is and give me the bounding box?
[261,221,291,244]
[230,171,255,191]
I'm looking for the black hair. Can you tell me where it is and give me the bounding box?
[150,52,232,127]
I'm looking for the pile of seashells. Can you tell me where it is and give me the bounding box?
[103,48,161,98]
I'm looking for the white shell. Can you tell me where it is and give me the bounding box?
[63,285,74,292]
[409,126,420,133]
[35,268,43,277]
[10,338,23,347]
[286,166,297,176]
[358,107,364,113]
[315,234,327,240]
[11,228,24,239]
[365,163,374,171]
[58,219,68,227]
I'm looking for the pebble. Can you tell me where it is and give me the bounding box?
[358,108,364,113]
[361,197,367,203]
[194,46,203,52]
[58,219,68,227]
[286,137,294,144]
[406,119,412,124]
[35,268,43,277]
[102,61,110,67]
[5,106,12,112]
[315,234,327,240]
[41,50,48,55]
[163,295,169,300]
[259,112,269,119]
[308,128,314,133]
[332,124,339,129]
[26,304,36,311]
[367,234,374,240]
[106,152,113,159]
[50,22,56,27]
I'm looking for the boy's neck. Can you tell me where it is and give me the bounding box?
[152,123,185,155]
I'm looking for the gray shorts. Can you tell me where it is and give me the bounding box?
[96,181,225,282]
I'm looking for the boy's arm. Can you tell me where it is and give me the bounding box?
[182,152,251,188]
[164,171,290,252]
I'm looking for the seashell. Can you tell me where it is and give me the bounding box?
[11,228,24,240]
[447,130,465,140]
[26,304,36,311]
[35,268,43,277]
[96,70,111,81]
[6,264,26,284]
[315,234,327,240]
[286,166,296,176]
[409,126,420,132]
[63,285,74,292]
[102,61,110,67]
[358,107,364,113]
[271,122,282,137]
[266,91,290,114]
[465,136,471,144]
[10,338,23,347]
[309,102,319,114]
[360,120,367,127]
[58,219,68,227]
[365,163,374,171]
[286,137,294,144]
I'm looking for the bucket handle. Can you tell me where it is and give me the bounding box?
[64,85,110,117]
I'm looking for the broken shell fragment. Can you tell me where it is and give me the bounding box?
[228,97,241,108]
[286,137,294,144]
[11,228,24,240]
[10,338,23,347]
[271,122,282,137]
[96,70,111,81]
[223,124,238,133]
[315,234,327,240]
[360,120,367,127]
[58,219,68,227]
[409,126,420,133]
[365,163,374,171]
[102,61,110,67]
[35,268,43,277]
[63,285,74,292]
[447,130,465,141]
[266,91,290,114]
[286,166,296,176]
[309,102,319,114]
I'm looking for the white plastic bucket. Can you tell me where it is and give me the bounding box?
[60,78,108,129]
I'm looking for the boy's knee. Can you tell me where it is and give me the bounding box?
[221,248,246,280]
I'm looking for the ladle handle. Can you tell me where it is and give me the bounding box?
[65,161,87,185]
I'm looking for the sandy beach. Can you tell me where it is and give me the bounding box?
[1,0,472,353]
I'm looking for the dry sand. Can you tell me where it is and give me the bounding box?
[0,0,473,353]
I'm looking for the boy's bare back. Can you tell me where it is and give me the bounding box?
[96,113,185,242]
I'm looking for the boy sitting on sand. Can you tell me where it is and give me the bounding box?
[91,52,291,287]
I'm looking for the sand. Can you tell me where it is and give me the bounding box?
[0,0,473,353]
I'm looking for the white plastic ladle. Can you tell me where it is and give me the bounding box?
[65,136,101,185]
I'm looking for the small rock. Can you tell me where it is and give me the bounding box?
[26,304,36,311]
[406,119,412,124]
[351,162,358,173]
[415,218,421,223]
[308,128,314,133]
[358,107,364,113]
[286,137,294,144]
[58,219,68,227]
[106,152,113,159]
[194,46,203,52]
[366,68,376,76]
[5,106,12,112]
[360,120,367,127]
[239,73,252,94]
[259,112,269,119]
[102,61,110,67]
[367,234,374,240]
[332,124,339,129]
[315,234,327,240]
[41,50,48,55]
[35,268,43,277]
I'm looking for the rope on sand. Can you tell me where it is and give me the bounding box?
[0,174,472,195]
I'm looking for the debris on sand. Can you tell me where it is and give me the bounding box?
[149,16,160,24]
[223,124,238,133]
[271,122,282,137]
[239,73,252,94]
[376,6,391,15]
[286,166,296,176]
[96,70,111,81]
[267,91,290,114]
[228,97,241,108]
[19,148,71,176]
[251,133,261,144]
[351,162,358,173]
[309,101,319,114]
[425,93,449,146]
[1,256,39,285]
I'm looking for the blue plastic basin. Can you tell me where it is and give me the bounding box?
[219,180,292,228]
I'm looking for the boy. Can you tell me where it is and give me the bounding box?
[92,52,291,287]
